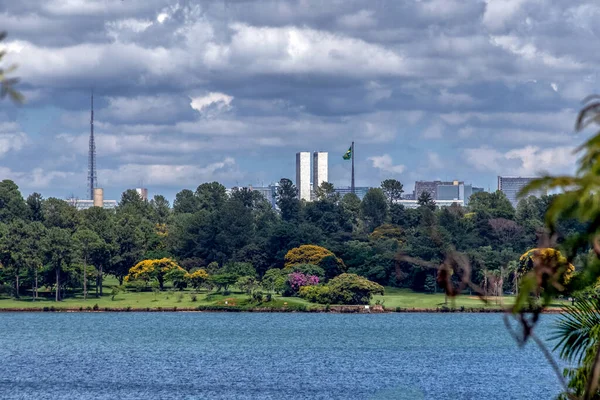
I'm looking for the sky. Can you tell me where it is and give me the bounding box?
[0,0,597,201]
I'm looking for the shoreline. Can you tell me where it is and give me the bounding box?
[0,306,565,313]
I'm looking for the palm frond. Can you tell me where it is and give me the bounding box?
[551,296,600,364]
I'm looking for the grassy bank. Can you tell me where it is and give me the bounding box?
[0,283,570,312]
[373,287,569,309]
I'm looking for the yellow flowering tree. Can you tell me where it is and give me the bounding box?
[185,268,209,291]
[284,244,346,280]
[517,248,575,297]
[125,258,186,290]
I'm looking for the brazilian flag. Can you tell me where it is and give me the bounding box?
[343,146,352,160]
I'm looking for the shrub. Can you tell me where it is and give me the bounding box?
[288,264,325,279]
[190,293,198,302]
[111,286,122,301]
[327,274,384,305]
[176,293,184,303]
[261,268,287,293]
[252,290,264,303]
[283,272,319,296]
[299,285,333,304]
[236,276,259,295]
[125,280,146,292]
[299,274,384,305]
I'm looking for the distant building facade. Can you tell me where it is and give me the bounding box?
[334,187,371,200]
[415,180,483,206]
[497,176,546,207]
[296,152,311,201]
[249,185,278,208]
[312,152,328,192]
[66,197,117,211]
[395,199,464,209]
[414,180,455,200]
[136,187,148,201]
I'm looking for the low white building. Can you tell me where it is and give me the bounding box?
[394,199,464,209]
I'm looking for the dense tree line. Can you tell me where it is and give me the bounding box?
[0,177,585,300]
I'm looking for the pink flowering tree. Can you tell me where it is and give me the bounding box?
[286,272,319,295]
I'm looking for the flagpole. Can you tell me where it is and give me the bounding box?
[351,141,355,195]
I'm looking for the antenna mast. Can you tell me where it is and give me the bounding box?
[88,91,97,200]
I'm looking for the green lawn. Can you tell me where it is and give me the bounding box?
[0,284,568,310]
[0,288,313,310]
[373,287,569,309]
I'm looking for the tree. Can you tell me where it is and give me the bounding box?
[210,273,238,292]
[417,191,436,211]
[229,187,255,208]
[261,268,286,293]
[0,220,29,298]
[0,180,27,223]
[111,214,145,285]
[196,182,227,212]
[361,188,388,231]
[236,275,259,295]
[118,189,150,218]
[42,197,79,231]
[173,189,199,214]
[340,193,362,232]
[314,182,338,202]
[185,268,209,291]
[220,262,256,278]
[150,195,171,224]
[23,222,46,300]
[43,228,74,301]
[26,193,44,222]
[284,245,344,270]
[381,179,404,207]
[517,248,574,291]
[276,178,300,222]
[489,218,522,245]
[0,32,23,103]
[73,228,102,300]
[469,191,514,220]
[125,258,185,290]
[80,207,115,297]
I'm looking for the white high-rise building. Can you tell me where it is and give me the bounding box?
[312,152,328,192]
[136,187,148,201]
[296,152,311,201]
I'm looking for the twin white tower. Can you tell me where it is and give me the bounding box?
[296,152,328,201]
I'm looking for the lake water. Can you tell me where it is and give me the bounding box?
[0,313,563,399]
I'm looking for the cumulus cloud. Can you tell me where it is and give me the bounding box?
[98,157,242,187]
[337,10,376,29]
[368,154,406,175]
[482,0,526,32]
[190,92,234,114]
[0,123,28,157]
[463,145,575,176]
